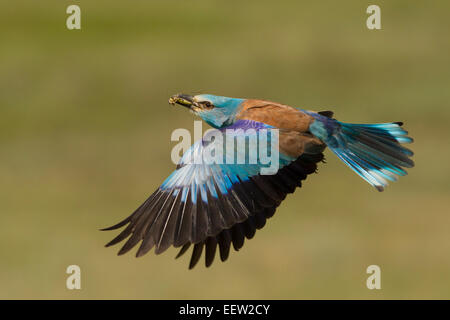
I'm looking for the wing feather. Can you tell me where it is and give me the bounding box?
[103,120,325,268]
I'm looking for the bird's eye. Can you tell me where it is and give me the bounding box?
[202,101,213,109]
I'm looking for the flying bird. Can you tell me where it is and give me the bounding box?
[103,94,414,268]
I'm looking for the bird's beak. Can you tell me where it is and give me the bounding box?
[169,94,195,109]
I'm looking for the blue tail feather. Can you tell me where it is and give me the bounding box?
[312,119,414,191]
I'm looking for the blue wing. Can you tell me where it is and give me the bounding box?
[104,120,323,268]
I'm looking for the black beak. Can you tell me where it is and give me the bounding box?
[169,94,195,108]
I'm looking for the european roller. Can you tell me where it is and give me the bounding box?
[103,94,414,268]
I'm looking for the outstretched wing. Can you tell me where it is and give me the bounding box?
[103,120,325,268]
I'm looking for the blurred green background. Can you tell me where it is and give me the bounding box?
[0,0,449,299]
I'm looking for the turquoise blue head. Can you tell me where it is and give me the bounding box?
[169,93,245,128]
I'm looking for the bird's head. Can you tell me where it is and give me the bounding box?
[169,93,245,128]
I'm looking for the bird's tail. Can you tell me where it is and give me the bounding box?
[322,121,414,191]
